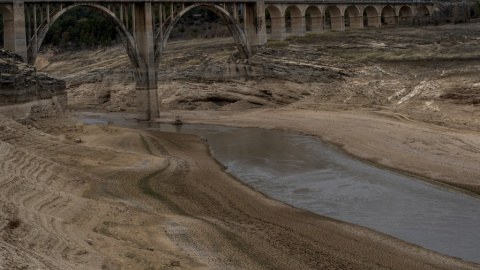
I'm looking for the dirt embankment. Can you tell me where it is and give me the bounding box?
[0,50,65,106]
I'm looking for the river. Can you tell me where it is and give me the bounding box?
[76,111,480,264]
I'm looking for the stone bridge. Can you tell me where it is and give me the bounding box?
[0,0,434,120]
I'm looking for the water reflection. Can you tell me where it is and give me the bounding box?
[76,111,480,264]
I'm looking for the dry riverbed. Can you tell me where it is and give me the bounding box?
[2,20,480,270]
[1,111,480,270]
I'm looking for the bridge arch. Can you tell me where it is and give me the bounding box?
[285,5,305,36]
[325,5,342,31]
[416,5,430,21]
[381,5,396,25]
[417,5,430,17]
[0,5,12,14]
[25,3,159,120]
[28,4,140,73]
[266,5,285,40]
[344,5,362,29]
[398,6,413,24]
[305,5,322,33]
[156,4,251,63]
[363,6,380,27]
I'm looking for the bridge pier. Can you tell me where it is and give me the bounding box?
[134,2,159,121]
[366,15,381,27]
[331,15,344,31]
[310,14,324,33]
[2,0,27,61]
[245,0,267,48]
[270,15,286,40]
[291,15,306,36]
[349,15,363,29]
[383,15,396,25]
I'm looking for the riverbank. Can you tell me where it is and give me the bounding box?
[1,111,479,269]
[158,108,480,198]
[5,20,480,269]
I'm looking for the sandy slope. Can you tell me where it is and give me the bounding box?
[1,112,479,270]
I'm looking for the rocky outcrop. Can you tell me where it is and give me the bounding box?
[0,49,66,106]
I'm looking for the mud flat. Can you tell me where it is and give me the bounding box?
[77,110,480,263]
[1,110,479,269]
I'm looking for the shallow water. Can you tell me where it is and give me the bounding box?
[77,111,480,263]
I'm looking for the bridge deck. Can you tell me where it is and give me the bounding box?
[0,0,435,4]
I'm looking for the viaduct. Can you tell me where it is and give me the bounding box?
[0,0,434,120]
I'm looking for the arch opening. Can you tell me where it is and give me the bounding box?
[166,6,228,40]
[42,7,118,48]
[305,6,322,33]
[398,6,413,24]
[381,6,396,25]
[363,6,379,27]
[285,5,304,36]
[29,4,139,71]
[416,6,430,24]
[265,5,284,40]
[157,4,251,62]
[325,5,342,31]
[344,5,362,29]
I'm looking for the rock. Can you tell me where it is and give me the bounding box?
[74,138,82,143]
[76,249,88,255]
[86,239,93,245]
[0,50,66,106]
[170,260,180,267]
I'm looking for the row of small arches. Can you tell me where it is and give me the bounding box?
[264,4,432,39]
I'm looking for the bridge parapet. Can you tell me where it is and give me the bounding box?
[0,0,434,2]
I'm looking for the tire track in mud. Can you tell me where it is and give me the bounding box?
[0,135,105,269]
[136,134,286,269]
[136,129,480,270]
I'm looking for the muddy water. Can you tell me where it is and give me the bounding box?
[76,111,480,263]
